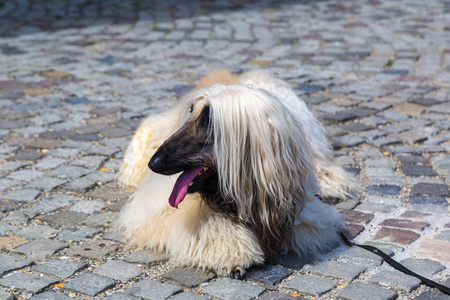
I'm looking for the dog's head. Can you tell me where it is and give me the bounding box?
[149,84,316,259]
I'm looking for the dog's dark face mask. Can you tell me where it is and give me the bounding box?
[148,105,219,208]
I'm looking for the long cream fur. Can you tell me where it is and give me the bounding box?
[117,70,358,275]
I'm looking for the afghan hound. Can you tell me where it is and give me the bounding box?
[117,70,358,278]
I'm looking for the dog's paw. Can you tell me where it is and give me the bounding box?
[228,267,246,280]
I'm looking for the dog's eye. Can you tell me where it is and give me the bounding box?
[189,103,194,113]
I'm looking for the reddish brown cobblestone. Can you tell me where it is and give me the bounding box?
[374,227,421,244]
[342,224,366,239]
[340,210,374,224]
[380,219,429,231]
[400,211,431,218]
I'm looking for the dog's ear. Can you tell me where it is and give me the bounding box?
[209,87,319,259]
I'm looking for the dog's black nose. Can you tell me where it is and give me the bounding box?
[149,157,164,172]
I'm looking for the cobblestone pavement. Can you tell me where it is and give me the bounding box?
[0,0,449,299]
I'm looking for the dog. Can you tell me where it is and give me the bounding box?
[117,70,358,278]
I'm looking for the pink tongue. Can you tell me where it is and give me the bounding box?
[169,167,204,208]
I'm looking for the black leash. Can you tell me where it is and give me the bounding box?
[340,231,450,295]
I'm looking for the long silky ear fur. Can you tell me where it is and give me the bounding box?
[207,86,320,259]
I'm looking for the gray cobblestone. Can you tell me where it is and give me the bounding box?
[310,261,367,282]
[0,189,41,203]
[66,240,119,259]
[368,270,421,292]
[63,273,115,296]
[399,258,445,277]
[0,273,57,294]
[57,227,101,242]
[283,274,335,297]
[0,290,13,300]
[124,250,165,265]
[13,239,67,259]
[202,277,265,300]
[30,292,73,300]
[336,282,397,300]
[94,261,143,282]
[0,254,34,276]
[245,265,292,286]
[125,279,182,300]
[32,260,87,279]
[12,225,56,239]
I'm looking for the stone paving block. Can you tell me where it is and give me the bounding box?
[86,183,132,202]
[340,210,374,224]
[63,273,115,296]
[10,150,45,161]
[12,225,57,239]
[366,185,402,196]
[356,203,394,213]
[0,272,57,293]
[32,259,87,278]
[66,240,119,259]
[283,274,335,296]
[310,260,367,281]
[48,165,91,179]
[70,155,107,169]
[339,246,387,265]
[400,211,431,218]
[26,176,68,191]
[336,281,397,300]
[412,291,450,300]
[398,155,429,164]
[411,183,449,196]
[416,239,450,264]
[7,169,43,181]
[380,219,429,231]
[0,161,30,172]
[399,258,445,277]
[104,293,141,300]
[333,135,365,148]
[161,267,215,288]
[434,230,450,241]
[0,290,13,300]
[14,239,67,259]
[245,264,292,286]
[125,279,183,300]
[0,235,28,250]
[409,195,448,205]
[94,261,143,282]
[368,270,421,292]
[82,211,119,228]
[0,200,20,213]
[30,291,73,300]
[367,196,403,206]
[257,293,300,300]
[0,189,41,202]
[170,291,209,300]
[0,254,34,275]
[342,224,365,239]
[0,178,20,191]
[124,250,166,265]
[202,277,265,300]
[57,227,101,242]
[27,138,61,149]
[70,199,105,214]
[402,165,437,176]
[39,211,88,227]
[375,227,420,244]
